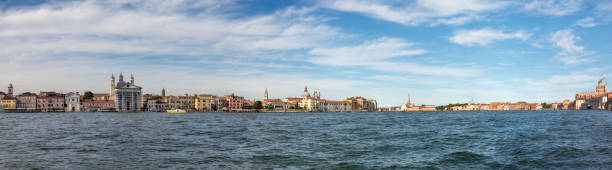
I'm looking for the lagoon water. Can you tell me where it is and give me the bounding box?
[1,111,611,169]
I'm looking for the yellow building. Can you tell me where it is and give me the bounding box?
[1,96,17,109]
[195,95,216,111]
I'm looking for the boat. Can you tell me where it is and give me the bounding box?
[167,109,186,113]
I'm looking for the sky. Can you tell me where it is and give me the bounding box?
[1,0,612,107]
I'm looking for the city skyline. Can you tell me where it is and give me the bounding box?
[2,0,612,106]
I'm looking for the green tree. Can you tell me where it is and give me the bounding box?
[150,95,162,100]
[83,91,94,100]
[253,101,263,110]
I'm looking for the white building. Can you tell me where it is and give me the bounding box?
[299,97,319,111]
[65,92,82,112]
[111,73,142,112]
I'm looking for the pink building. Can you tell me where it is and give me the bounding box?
[226,93,248,112]
[37,92,65,112]
[83,93,115,112]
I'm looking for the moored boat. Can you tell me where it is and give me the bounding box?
[167,109,186,113]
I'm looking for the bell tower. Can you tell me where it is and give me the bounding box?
[264,88,269,100]
[130,74,134,84]
[8,83,13,97]
[110,74,116,97]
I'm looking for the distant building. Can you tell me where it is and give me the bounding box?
[226,93,247,112]
[146,99,167,112]
[37,92,65,112]
[299,97,318,112]
[167,94,196,110]
[83,94,115,112]
[215,97,228,112]
[345,96,377,112]
[65,92,82,112]
[574,77,608,110]
[16,92,37,112]
[262,89,292,111]
[1,96,17,110]
[195,94,217,111]
[111,73,142,112]
[316,100,351,112]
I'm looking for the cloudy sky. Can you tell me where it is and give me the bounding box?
[1,0,611,106]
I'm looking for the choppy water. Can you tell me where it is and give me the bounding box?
[1,111,611,169]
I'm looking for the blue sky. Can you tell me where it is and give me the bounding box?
[1,0,611,106]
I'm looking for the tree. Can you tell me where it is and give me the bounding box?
[83,91,94,100]
[150,95,162,100]
[253,101,263,110]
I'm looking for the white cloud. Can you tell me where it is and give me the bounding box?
[449,28,531,46]
[516,69,610,101]
[595,1,612,22]
[309,37,426,65]
[309,37,479,76]
[549,29,593,65]
[318,0,510,26]
[524,0,583,16]
[0,0,341,57]
[574,17,599,27]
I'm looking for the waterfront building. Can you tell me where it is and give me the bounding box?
[262,89,292,111]
[400,95,431,111]
[1,96,17,110]
[141,94,152,110]
[146,99,168,112]
[266,100,291,111]
[345,96,377,112]
[0,92,5,100]
[37,92,65,112]
[510,101,530,110]
[400,95,414,111]
[16,92,37,112]
[226,93,248,112]
[574,77,608,110]
[316,100,351,112]
[299,97,319,111]
[575,99,586,110]
[111,73,142,112]
[195,94,217,111]
[608,93,612,110]
[83,94,115,112]
[561,100,572,110]
[528,103,542,110]
[65,92,82,112]
[420,105,436,111]
[167,94,196,110]
[551,103,560,110]
[215,97,228,112]
[284,97,302,106]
